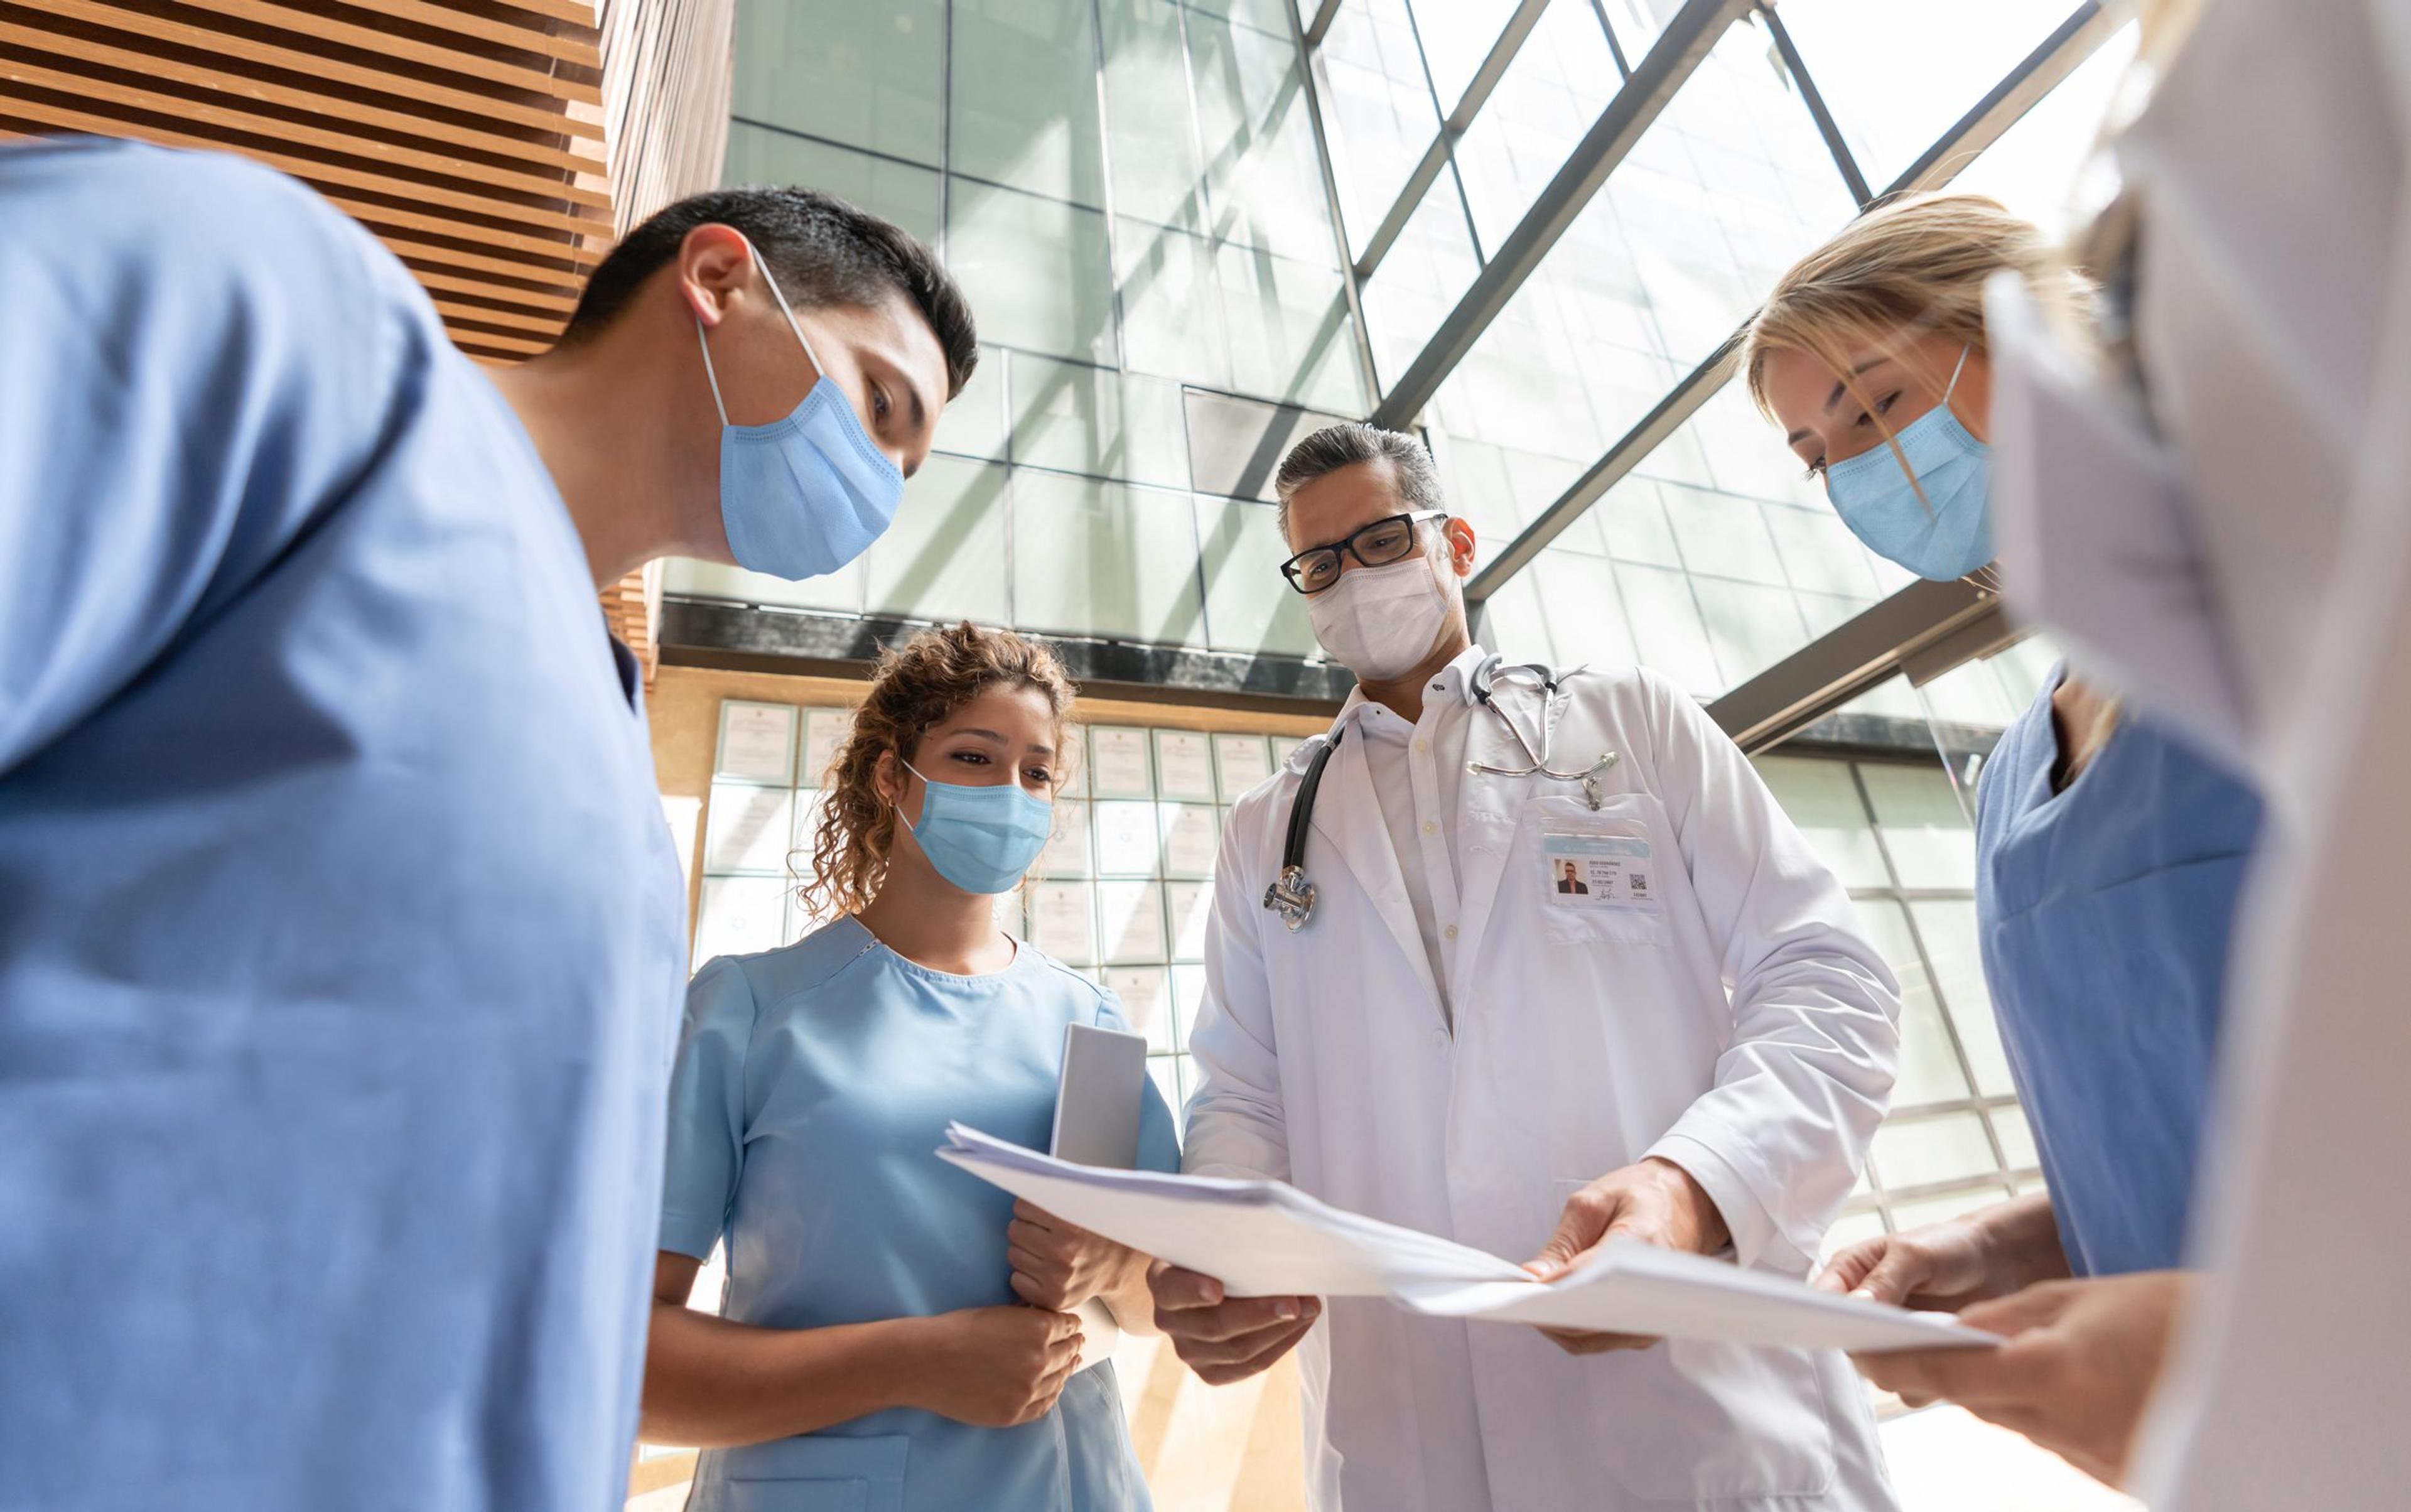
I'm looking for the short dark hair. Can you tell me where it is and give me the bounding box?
[1272,422,1445,540]
[563,185,978,398]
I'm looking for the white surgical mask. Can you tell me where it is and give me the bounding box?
[1308,551,1454,680]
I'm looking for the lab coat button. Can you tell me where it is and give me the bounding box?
[1421,820,1437,835]
[1414,738,1430,753]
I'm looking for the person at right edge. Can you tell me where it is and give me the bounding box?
[1744,192,2262,1486]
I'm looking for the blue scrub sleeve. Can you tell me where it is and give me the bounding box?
[0,141,384,777]
[1096,995,1182,1174]
[660,957,761,1259]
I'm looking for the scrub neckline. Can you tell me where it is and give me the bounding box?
[839,913,1028,985]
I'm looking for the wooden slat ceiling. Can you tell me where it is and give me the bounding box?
[0,0,734,674]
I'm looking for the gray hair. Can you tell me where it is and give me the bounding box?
[1273,423,1445,542]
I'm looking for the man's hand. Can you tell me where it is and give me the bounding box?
[1855,1271,2189,1487]
[1148,1262,1320,1386]
[1814,1192,2067,1310]
[1521,1158,1731,1354]
[1007,1201,1140,1312]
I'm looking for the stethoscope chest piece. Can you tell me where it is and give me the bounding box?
[1263,865,1317,931]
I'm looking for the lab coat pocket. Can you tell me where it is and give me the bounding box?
[1524,798,1669,947]
[711,1432,909,1512]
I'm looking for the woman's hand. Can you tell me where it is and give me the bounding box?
[1814,1191,2068,1310]
[1007,1201,1142,1312]
[903,1305,1084,1428]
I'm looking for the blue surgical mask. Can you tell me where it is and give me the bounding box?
[1822,345,1995,581]
[694,240,904,580]
[898,760,1053,896]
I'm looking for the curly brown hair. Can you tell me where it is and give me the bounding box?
[797,622,1077,921]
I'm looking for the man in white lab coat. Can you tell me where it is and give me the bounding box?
[1152,423,1904,1512]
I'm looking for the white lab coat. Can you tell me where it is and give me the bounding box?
[1984,0,2411,1504]
[1185,657,1902,1512]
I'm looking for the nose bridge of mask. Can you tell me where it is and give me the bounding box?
[690,235,824,428]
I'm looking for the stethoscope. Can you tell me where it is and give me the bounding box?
[1263,657,1620,932]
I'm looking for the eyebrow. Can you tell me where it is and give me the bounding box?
[1822,356,1892,416]
[949,728,1057,759]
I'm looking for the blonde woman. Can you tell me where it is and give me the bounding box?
[642,624,1174,1511]
[1740,194,2261,1483]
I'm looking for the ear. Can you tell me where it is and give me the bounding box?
[872,748,903,809]
[677,222,757,328]
[1442,517,1478,578]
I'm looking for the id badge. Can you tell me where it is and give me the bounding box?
[1541,830,1658,910]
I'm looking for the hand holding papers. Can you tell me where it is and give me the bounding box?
[940,1125,1995,1354]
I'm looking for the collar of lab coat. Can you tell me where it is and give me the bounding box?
[1329,642,1489,739]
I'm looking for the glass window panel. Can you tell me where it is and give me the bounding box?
[1476,571,1555,666]
[1613,563,1721,695]
[1104,964,1178,1050]
[1099,879,1170,963]
[1595,0,1664,58]
[1010,475,1207,644]
[1909,898,2019,1098]
[946,180,1115,362]
[950,0,1106,207]
[662,555,863,617]
[1148,1054,1185,1117]
[1408,0,1523,115]
[1190,13,1344,265]
[1057,725,1089,799]
[1217,244,1366,413]
[1316,0,1443,254]
[703,782,796,877]
[1454,0,1620,249]
[1427,429,1524,551]
[1039,797,1094,878]
[1752,755,1889,888]
[1761,502,1885,598]
[1530,551,1637,670]
[1154,732,1218,801]
[1660,482,1789,586]
[1915,656,2025,731]
[1887,1187,2014,1232]
[1190,0,1292,35]
[1087,726,1155,798]
[1360,167,1480,387]
[1852,899,1973,1107]
[800,710,853,789]
[1685,380,1828,508]
[1195,497,1317,656]
[1029,879,1101,964]
[695,875,796,964]
[715,701,797,785]
[1170,963,1211,1043]
[1858,762,1976,889]
[1990,1104,2041,1172]
[1167,879,1215,961]
[1115,220,1234,389]
[1774,0,2079,195]
[1592,476,1685,570]
[721,124,942,245]
[1212,733,1274,797]
[1691,578,1810,687]
[865,455,1010,624]
[1009,354,1189,489]
[1796,590,1875,640]
[1870,1111,1998,1191]
[1100,0,1210,232]
[732,0,944,165]
[1094,799,1162,875]
[1821,1209,1887,1263]
[1950,24,2140,236]
[934,344,1010,462]
[1270,735,1305,767]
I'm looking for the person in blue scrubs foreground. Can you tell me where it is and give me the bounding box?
[1744,195,2261,1486]
[644,624,1178,1511]
[0,136,975,1509]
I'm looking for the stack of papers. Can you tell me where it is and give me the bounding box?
[939,1124,1994,1354]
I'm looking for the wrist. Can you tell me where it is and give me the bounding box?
[1642,1157,1731,1255]
[1974,1191,2069,1293]
[872,1314,952,1415]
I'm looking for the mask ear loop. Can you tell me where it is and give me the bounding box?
[690,234,827,428]
[1940,341,1971,406]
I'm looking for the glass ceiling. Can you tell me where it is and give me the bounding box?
[672,0,2136,700]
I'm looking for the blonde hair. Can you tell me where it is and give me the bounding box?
[1742,192,2083,426]
[797,623,1077,921]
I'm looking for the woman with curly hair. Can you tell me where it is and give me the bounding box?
[642,622,1176,1512]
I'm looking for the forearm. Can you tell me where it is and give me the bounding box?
[1971,1191,2072,1292]
[640,1304,934,1447]
[1098,1248,1160,1336]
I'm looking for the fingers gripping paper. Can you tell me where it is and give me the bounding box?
[940,1125,1995,1354]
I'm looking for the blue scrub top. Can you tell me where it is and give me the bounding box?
[664,916,1180,1512]
[0,141,688,1508]
[1974,669,2262,1275]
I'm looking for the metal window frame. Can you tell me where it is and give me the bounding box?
[1366,0,1754,431]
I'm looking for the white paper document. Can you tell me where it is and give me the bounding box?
[938,1125,1995,1354]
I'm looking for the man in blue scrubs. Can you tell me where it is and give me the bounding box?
[0,136,975,1510]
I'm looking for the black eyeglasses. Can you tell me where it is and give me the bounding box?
[1279,510,1447,595]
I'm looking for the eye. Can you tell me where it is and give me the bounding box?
[872,387,892,422]
[1802,457,1827,480]
[1025,765,1054,787]
[952,750,990,766]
